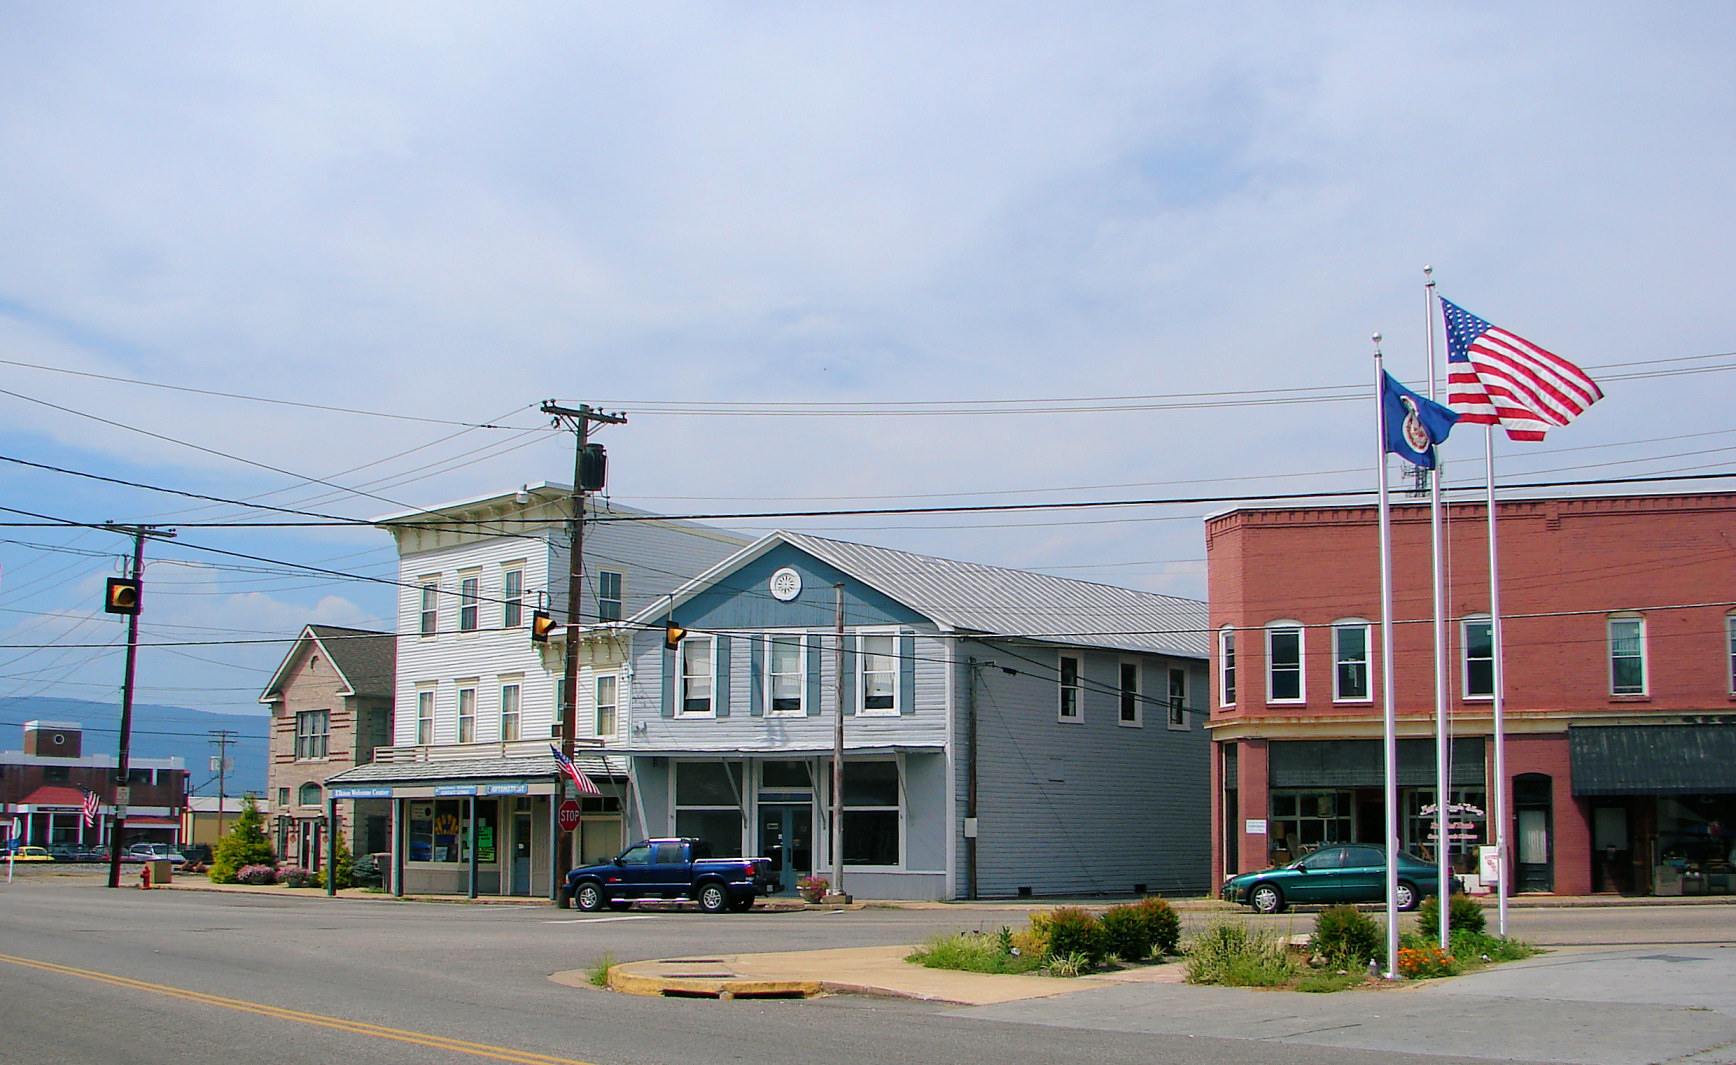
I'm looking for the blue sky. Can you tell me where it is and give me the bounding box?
[1,3,1732,716]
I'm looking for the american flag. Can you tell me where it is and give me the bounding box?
[549,744,602,796]
[80,788,100,828]
[1442,297,1602,441]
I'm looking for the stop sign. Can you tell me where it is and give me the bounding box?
[556,800,582,832]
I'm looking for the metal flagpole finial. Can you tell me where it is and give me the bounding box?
[1372,332,1383,354]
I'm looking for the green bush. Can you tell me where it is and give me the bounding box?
[351,853,382,888]
[209,795,275,884]
[1043,907,1106,968]
[1415,892,1486,935]
[1313,905,1382,967]
[1099,897,1181,961]
[1296,970,1366,993]
[907,931,1045,974]
[1185,922,1295,986]
[313,833,355,890]
[1448,929,1540,964]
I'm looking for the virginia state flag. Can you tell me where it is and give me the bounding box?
[1382,372,1459,469]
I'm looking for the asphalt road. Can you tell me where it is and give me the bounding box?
[2,872,1733,1065]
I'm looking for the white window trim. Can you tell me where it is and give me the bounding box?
[456,681,479,742]
[1266,621,1305,704]
[1218,626,1236,708]
[415,687,435,746]
[1057,652,1083,723]
[1166,666,1190,730]
[457,570,481,635]
[764,632,807,717]
[595,673,619,738]
[1331,619,1374,703]
[857,629,900,717]
[597,570,625,623]
[678,636,718,718]
[1608,613,1648,696]
[1117,658,1143,728]
[498,676,523,743]
[832,755,906,871]
[418,578,440,637]
[298,782,323,808]
[1727,613,1736,696]
[501,564,526,629]
[294,708,331,760]
[1461,614,1494,701]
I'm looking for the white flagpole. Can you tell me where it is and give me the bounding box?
[1486,427,1510,935]
[1374,334,1401,978]
[1426,267,1451,951]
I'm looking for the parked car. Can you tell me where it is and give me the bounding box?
[1222,843,1459,914]
[5,846,55,862]
[126,843,186,863]
[562,838,779,913]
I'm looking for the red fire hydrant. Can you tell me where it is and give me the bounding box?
[139,864,151,890]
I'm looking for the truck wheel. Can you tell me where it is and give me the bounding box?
[697,883,728,914]
[1395,881,1420,911]
[574,882,604,912]
[1250,883,1285,915]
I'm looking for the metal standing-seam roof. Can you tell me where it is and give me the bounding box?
[323,752,625,788]
[639,530,1208,660]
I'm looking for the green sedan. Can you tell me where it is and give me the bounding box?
[1221,843,1457,914]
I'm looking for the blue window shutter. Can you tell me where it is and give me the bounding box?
[715,637,731,717]
[841,635,856,715]
[899,632,916,715]
[805,633,823,715]
[748,637,765,717]
[661,646,676,718]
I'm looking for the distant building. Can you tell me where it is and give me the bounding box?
[181,795,273,850]
[1,720,188,850]
[259,625,395,868]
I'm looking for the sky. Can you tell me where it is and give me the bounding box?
[1,3,1732,720]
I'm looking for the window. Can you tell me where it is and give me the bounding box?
[298,782,322,808]
[1168,667,1187,728]
[277,787,289,807]
[499,682,521,742]
[597,570,623,622]
[416,688,434,745]
[1266,623,1303,702]
[458,572,479,633]
[503,567,524,628]
[1333,621,1371,701]
[1268,789,1353,850]
[680,637,714,715]
[767,635,804,714]
[294,709,330,759]
[1058,654,1082,721]
[674,762,743,857]
[1219,626,1236,707]
[595,674,617,737]
[1462,615,1494,699]
[405,799,483,864]
[1609,614,1646,695]
[457,683,477,742]
[840,760,901,867]
[1118,660,1142,726]
[1728,614,1736,694]
[860,634,897,714]
[419,580,439,636]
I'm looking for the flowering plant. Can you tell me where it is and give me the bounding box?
[797,875,830,903]
[236,864,277,885]
[1396,944,1456,979]
[278,865,317,888]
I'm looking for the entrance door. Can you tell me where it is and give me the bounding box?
[1513,773,1554,893]
[757,803,812,895]
[511,813,532,895]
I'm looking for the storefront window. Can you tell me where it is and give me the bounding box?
[1268,789,1351,853]
[674,762,743,857]
[1404,788,1487,869]
[405,799,498,864]
[1658,796,1736,872]
[838,760,901,867]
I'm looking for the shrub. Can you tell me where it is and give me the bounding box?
[278,866,317,888]
[1046,951,1090,978]
[1185,922,1295,986]
[235,864,277,885]
[1313,905,1382,967]
[209,795,275,884]
[1013,911,1053,959]
[351,853,382,888]
[1416,892,1487,935]
[1100,897,1181,962]
[1044,907,1106,968]
[907,931,1045,975]
[797,875,830,903]
[1448,929,1540,965]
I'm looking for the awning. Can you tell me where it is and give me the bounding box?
[1570,724,1736,796]
[124,816,180,827]
[1269,738,1486,789]
[623,743,947,759]
[323,752,625,791]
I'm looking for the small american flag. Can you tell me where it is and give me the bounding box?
[80,788,100,828]
[550,744,602,797]
[1442,297,1602,441]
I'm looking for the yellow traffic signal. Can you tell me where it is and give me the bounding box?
[104,577,141,615]
[664,623,687,649]
[530,611,557,643]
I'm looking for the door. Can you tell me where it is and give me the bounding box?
[1514,773,1554,893]
[1289,845,1347,904]
[1336,844,1387,904]
[511,813,532,895]
[647,840,689,894]
[1592,805,1630,893]
[757,803,812,895]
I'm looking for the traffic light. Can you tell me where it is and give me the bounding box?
[664,622,687,650]
[530,611,557,643]
[104,577,141,615]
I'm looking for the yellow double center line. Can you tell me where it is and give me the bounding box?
[0,953,600,1065]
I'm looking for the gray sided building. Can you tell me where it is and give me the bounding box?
[622,531,1211,900]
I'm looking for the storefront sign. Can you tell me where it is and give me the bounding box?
[485,783,529,796]
[1245,818,1268,835]
[330,787,393,800]
[434,785,478,797]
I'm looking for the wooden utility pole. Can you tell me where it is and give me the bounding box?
[539,401,625,888]
[101,523,175,888]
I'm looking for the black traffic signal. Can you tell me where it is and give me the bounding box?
[530,611,557,643]
[664,622,687,650]
[104,577,141,615]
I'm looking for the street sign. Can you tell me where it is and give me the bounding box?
[556,800,582,832]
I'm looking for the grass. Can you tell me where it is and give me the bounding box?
[1295,970,1369,993]
[906,931,1046,975]
[587,952,618,988]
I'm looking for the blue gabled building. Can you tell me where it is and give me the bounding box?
[621,531,1210,900]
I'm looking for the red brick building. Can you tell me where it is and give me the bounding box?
[1207,491,1736,898]
[2,721,188,852]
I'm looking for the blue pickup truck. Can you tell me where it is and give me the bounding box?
[562,838,779,913]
